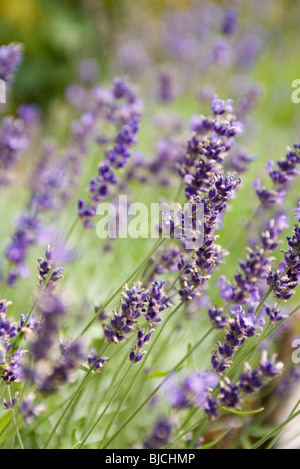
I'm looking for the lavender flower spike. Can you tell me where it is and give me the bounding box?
[0,42,23,84]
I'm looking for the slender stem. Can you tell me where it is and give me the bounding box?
[251,409,300,449]
[167,413,206,448]
[77,238,165,337]
[164,408,198,448]
[65,217,79,243]
[43,344,109,449]
[88,302,184,448]
[8,387,24,450]
[93,267,191,446]
[0,382,5,400]
[266,398,300,449]
[189,418,208,448]
[102,327,214,449]
[78,363,132,449]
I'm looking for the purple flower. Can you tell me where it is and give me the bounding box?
[5,214,40,285]
[20,393,45,424]
[32,295,66,360]
[238,353,283,395]
[267,223,300,301]
[259,351,283,378]
[2,392,19,410]
[0,42,23,84]
[294,202,300,221]
[222,8,239,35]
[0,301,17,340]
[219,378,240,408]
[208,306,228,330]
[212,305,265,373]
[87,348,109,372]
[253,143,300,207]
[37,245,63,293]
[17,104,41,126]
[144,419,172,449]
[211,95,234,115]
[0,117,29,184]
[2,349,26,383]
[179,100,242,199]
[238,365,262,394]
[104,281,170,352]
[165,371,219,410]
[145,281,169,323]
[78,79,142,227]
[265,306,286,324]
[156,70,177,103]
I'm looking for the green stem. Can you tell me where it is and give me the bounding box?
[167,413,206,449]
[8,387,24,450]
[251,409,300,449]
[164,408,198,448]
[266,398,300,449]
[102,327,214,449]
[78,363,132,449]
[43,344,109,449]
[93,303,183,448]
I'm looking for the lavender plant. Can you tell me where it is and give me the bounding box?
[0,0,299,452]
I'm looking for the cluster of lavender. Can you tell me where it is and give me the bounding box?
[0,42,23,85]
[1,82,109,283]
[0,299,36,388]
[179,95,243,199]
[18,393,45,424]
[0,116,30,185]
[165,371,219,418]
[222,8,239,36]
[78,78,143,227]
[147,247,182,282]
[0,20,298,448]
[2,392,19,410]
[161,4,261,77]
[218,214,288,305]
[167,172,241,303]
[0,43,27,185]
[253,144,300,206]
[143,418,172,449]
[267,222,300,301]
[149,97,243,308]
[87,348,109,372]
[276,365,300,398]
[2,76,142,285]
[37,245,63,293]
[156,69,177,104]
[5,214,41,286]
[211,304,265,374]
[218,353,283,412]
[103,281,170,364]
[165,352,282,421]
[23,248,84,395]
[125,113,185,190]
